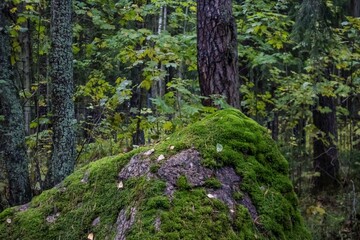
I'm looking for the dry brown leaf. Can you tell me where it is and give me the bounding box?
[87,233,94,240]
[117,181,124,189]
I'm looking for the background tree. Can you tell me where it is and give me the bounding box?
[293,0,340,191]
[350,0,360,17]
[46,0,76,187]
[0,2,32,205]
[197,0,240,108]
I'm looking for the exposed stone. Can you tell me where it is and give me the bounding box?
[118,155,152,180]
[154,216,161,232]
[118,148,258,221]
[81,170,90,183]
[239,193,258,220]
[46,213,60,224]
[157,148,212,188]
[115,207,137,240]
[92,216,100,226]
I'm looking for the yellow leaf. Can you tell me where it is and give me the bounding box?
[189,6,196,12]
[140,80,151,90]
[10,56,16,66]
[72,45,80,54]
[25,5,34,11]
[17,16,27,24]
[163,121,173,131]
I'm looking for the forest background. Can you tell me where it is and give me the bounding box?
[0,0,360,239]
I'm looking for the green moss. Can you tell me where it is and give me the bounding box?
[176,175,191,190]
[204,178,222,189]
[233,191,244,201]
[150,163,161,173]
[0,109,310,239]
[233,205,258,239]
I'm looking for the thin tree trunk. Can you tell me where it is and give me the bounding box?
[313,96,340,191]
[46,0,76,187]
[152,5,166,98]
[17,4,33,136]
[0,3,32,205]
[197,0,240,108]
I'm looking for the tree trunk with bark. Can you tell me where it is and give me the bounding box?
[46,0,76,187]
[313,96,340,191]
[350,0,360,17]
[17,3,33,136]
[197,0,240,108]
[0,3,32,205]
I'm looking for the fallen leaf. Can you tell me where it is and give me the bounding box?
[157,154,165,161]
[216,143,223,153]
[87,233,94,240]
[207,193,216,199]
[144,149,155,156]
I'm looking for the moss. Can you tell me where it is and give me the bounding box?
[233,191,244,201]
[0,109,310,239]
[204,177,222,189]
[233,205,258,239]
[176,175,191,190]
[150,163,161,173]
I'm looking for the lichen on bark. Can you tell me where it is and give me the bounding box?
[46,0,76,187]
[0,2,32,206]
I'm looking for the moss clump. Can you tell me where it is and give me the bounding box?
[0,109,310,239]
[176,176,191,190]
[204,177,222,189]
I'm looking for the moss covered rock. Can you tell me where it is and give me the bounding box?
[0,109,311,239]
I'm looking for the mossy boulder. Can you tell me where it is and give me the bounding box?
[0,109,311,239]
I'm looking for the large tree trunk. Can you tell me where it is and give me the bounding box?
[0,3,32,205]
[313,96,340,191]
[197,0,240,108]
[46,0,76,187]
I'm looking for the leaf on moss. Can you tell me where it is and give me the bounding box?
[207,193,216,199]
[87,233,94,240]
[144,149,155,156]
[216,143,223,153]
[157,154,165,161]
[117,181,124,189]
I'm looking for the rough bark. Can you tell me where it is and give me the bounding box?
[46,0,76,187]
[313,96,340,191]
[350,0,360,17]
[197,0,240,108]
[0,3,32,205]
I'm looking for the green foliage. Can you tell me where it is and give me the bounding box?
[2,0,360,238]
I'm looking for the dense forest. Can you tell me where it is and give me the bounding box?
[0,0,360,239]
